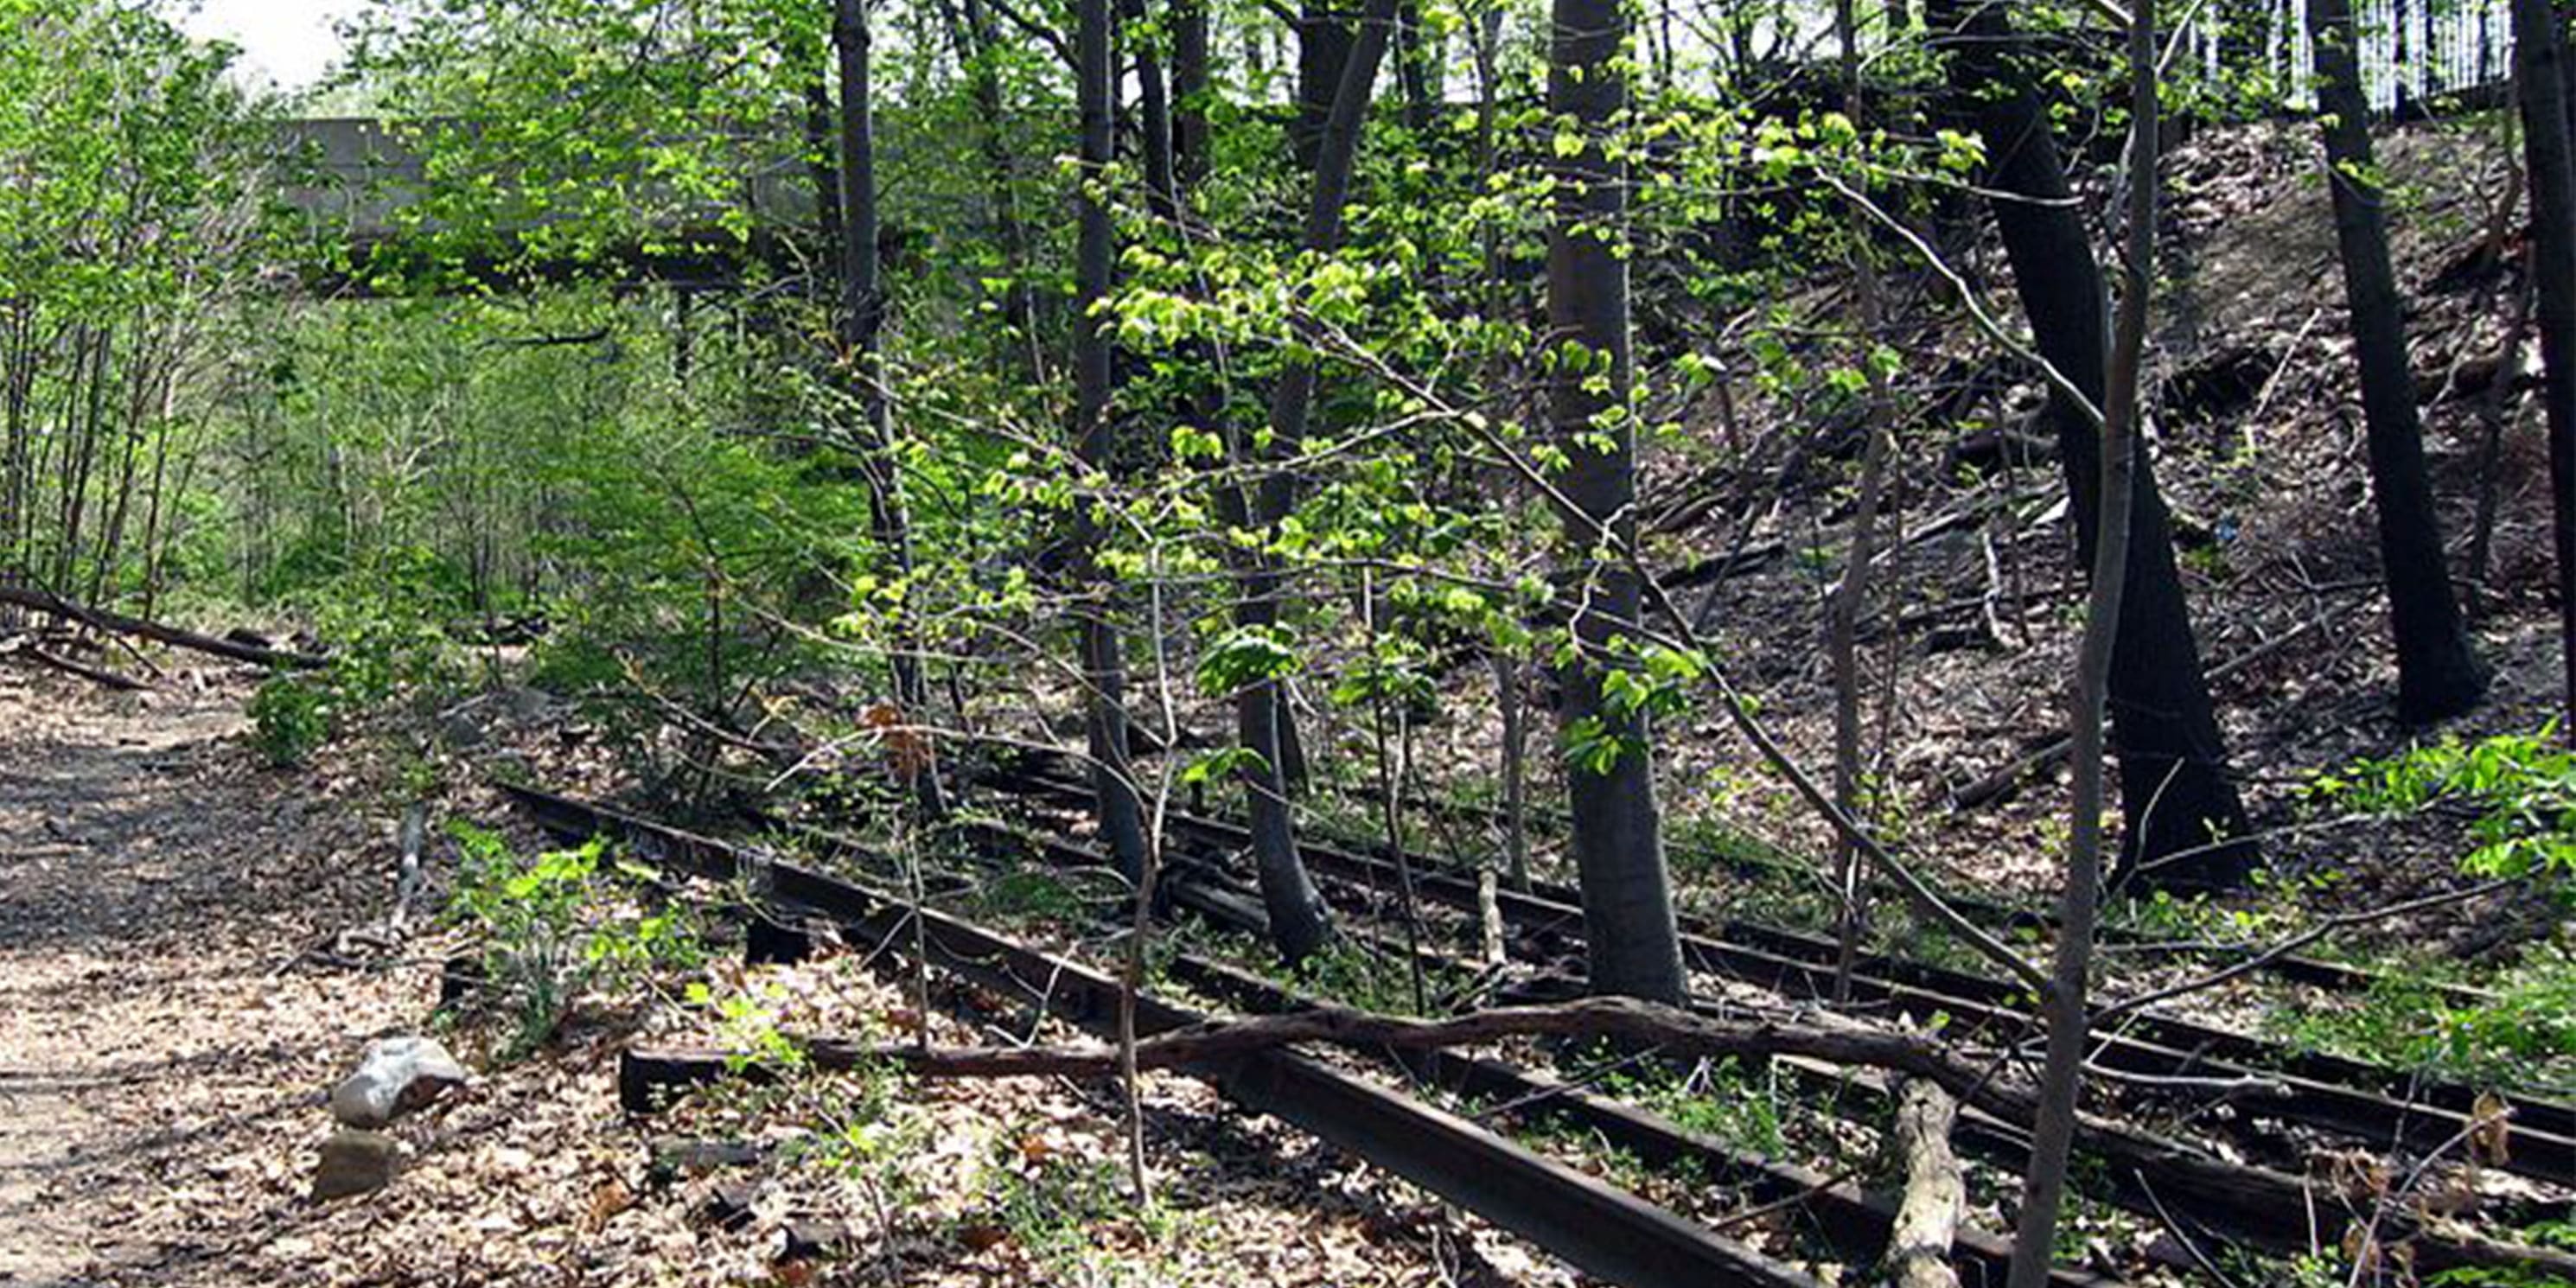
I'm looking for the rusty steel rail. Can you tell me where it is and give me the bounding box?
[499,783,1831,1288]
[948,800,2576,1285]
[989,762,2576,1191]
[1353,765,2489,1004]
[918,813,2120,1288]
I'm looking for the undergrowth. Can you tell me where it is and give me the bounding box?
[442,823,705,1055]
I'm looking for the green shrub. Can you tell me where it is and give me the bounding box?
[2317,729,2576,879]
[444,822,704,1055]
[246,673,333,768]
[2271,949,2576,1091]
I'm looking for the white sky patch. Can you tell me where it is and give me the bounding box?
[175,0,358,92]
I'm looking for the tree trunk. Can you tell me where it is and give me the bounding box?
[1931,0,2257,891]
[1493,648,1532,890]
[2313,0,2490,724]
[1828,0,1897,1004]
[836,0,947,819]
[1395,0,1435,131]
[801,80,844,271]
[1229,0,1406,964]
[1174,0,1212,192]
[1884,1079,1964,1288]
[948,0,1045,382]
[1293,0,1355,170]
[1074,0,1151,881]
[2010,9,2158,1280]
[1546,0,1688,1004]
[2519,0,2576,742]
[1129,0,1178,217]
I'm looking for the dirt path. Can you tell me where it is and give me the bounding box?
[0,673,1556,1288]
[0,673,405,1285]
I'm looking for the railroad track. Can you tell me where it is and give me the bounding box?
[986,761,2576,1193]
[496,775,2576,1283]
[500,783,1857,1288]
[940,800,2576,1283]
[1360,768,2497,1004]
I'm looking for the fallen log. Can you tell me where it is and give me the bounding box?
[631,995,2044,1123]
[0,586,326,670]
[1947,596,2363,809]
[0,636,150,691]
[1884,1079,1964,1288]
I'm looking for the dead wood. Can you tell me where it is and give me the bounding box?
[2,637,150,691]
[1884,1078,1965,1288]
[643,995,2043,1119]
[0,586,327,669]
[1948,594,2366,809]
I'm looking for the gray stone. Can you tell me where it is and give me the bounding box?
[647,1137,767,1189]
[499,685,557,722]
[310,1130,402,1201]
[329,1035,469,1128]
[437,711,488,749]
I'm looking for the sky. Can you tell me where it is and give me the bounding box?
[174,0,360,92]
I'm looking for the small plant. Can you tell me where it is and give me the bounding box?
[1291,939,1465,1017]
[685,979,809,1075]
[2269,949,2576,1092]
[1606,1055,1788,1157]
[2317,729,2576,880]
[247,673,333,768]
[974,1133,1159,1278]
[444,822,704,1055]
[2430,1269,2576,1287]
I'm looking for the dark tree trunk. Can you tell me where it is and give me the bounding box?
[802,80,844,269]
[1293,0,1355,170]
[1173,0,1213,191]
[1395,0,1435,131]
[1128,0,1178,214]
[1546,0,1688,1004]
[1228,0,1407,964]
[2312,0,2489,725]
[1930,0,2257,891]
[1074,0,1151,880]
[2008,6,2158,1278]
[835,0,947,818]
[947,0,1045,382]
[2518,0,2576,741]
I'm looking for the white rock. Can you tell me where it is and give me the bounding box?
[328,1035,469,1128]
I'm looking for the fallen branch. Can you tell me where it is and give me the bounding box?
[636,995,2048,1121]
[0,586,327,670]
[2,637,150,691]
[1885,1079,1965,1288]
[1947,595,2366,809]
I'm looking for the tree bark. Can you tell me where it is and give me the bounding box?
[1828,0,1897,1004]
[1546,0,1688,1003]
[1394,0,1435,131]
[1173,0,1212,192]
[1073,0,1151,881]
[1292,0,1355,171]
[945,0,1045,382]
[1930,0,2257,891]
[2518,0,2576,742]
[1884,1079,1964,1288]
[2009,9,2157,1282]
[836,0,947,819]
[0,585,325,669]
[1227,0,1406,964]
[1129,0,1178,217]
[2312,0,2489,724]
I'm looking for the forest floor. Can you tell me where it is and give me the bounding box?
[0,670,1546,1286]
[0,666,407,1285]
